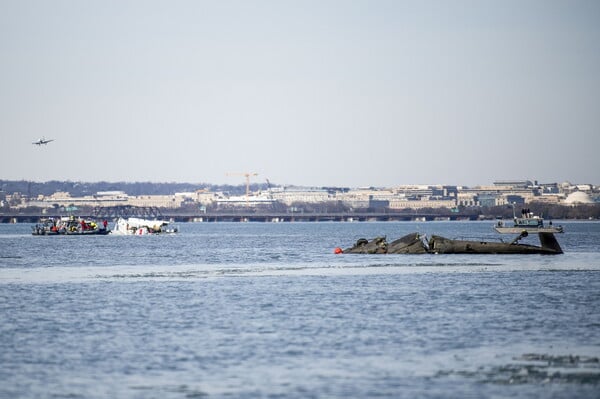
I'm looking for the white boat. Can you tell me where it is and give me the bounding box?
[111,217,178,235]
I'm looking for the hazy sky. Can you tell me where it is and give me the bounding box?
[1,0,599,187]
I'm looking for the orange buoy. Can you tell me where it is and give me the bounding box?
[334,247,343,254]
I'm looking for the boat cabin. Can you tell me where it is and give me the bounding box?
[513,217,544,228]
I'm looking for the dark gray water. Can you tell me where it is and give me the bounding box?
[1,221,599,398]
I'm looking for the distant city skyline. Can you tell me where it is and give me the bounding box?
[0,177,597,190]
[1,1,599,187]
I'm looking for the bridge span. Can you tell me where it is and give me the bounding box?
[0,210,478,223]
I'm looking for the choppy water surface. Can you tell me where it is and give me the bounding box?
[1,221,599,398]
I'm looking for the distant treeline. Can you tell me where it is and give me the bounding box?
[0,180,271,197]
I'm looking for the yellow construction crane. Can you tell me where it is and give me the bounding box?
[226,172,258,203]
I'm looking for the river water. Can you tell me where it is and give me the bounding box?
[1,221,599,398]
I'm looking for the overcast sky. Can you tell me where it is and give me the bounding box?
[1,0,598,187]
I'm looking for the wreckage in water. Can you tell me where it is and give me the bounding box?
[339,233,430,254]
[111,217,178,235]
[338,213,564,255]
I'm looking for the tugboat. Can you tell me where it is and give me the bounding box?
[337,209,564,255]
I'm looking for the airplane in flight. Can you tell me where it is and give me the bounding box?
[32,137,54,146]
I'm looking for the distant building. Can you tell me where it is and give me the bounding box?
[493,180,533,188]
[25,191,184,209]
[564,191,595,205]
[476,193,497,207]
[5,178,599,213]
[270,187,332,205]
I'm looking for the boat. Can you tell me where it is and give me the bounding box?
[337,210,564,255]
[494,208,563,234]
[32,216,110,236]
[111,217,178,235]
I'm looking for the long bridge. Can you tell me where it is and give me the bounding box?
[0,207,480,223]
